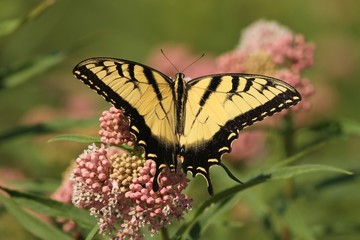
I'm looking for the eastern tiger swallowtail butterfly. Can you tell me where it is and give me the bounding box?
[73,57,301,195]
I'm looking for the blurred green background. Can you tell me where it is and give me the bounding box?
[0,0,359,239]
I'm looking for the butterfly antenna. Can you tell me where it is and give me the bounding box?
[181,53,205,73]
[161,49,180,73]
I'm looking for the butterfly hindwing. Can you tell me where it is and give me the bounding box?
[181,74,301,194]
[73,58,178,190]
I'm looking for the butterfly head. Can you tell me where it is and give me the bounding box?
[175,72,186,81]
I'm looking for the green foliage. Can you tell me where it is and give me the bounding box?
[0,192,73,240]
[175,164,352,240]
[0,52,67,89]
[0,186,97,229]
[1,0,360,240]
[0,118,96,142]
[48,134,101,144]
[0,0,54,38]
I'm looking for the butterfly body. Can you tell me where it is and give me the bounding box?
[73,57,301,195]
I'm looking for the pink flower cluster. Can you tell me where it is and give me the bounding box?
[52,107,191,239]
[99,107,134,146]
[119,160,191,239]
[217,19,315,113]
[65,107,191,239]
[71,145,191,239]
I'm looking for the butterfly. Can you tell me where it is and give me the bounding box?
[73,57,301,195]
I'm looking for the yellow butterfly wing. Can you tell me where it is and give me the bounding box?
[73,58,178,190]
[181,74,301,194]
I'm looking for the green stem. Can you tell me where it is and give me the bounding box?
[280,113,298,240]
[161,227,170,240]
[282,113,295,157]
[281,113,296,201]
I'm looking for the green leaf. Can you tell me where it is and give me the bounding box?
[313,167,359,191]
[273,141,326,168]
[265,164,352,181]
[0,186,96,229]
[26,0,55,22]
[0,118,97,142]
[297,119,360,150]
[0,192,72,240]
[0,51,67,89]
[0,0,54,37]
[85,225,99,240]
[120,144,135,152]
[323,119,360,136]
[48,134,135,153]
[10,178,61,194]
[48,134,100,143]
[175,164,351,240]
[190,195,240,239]
[173,175,269,240]
[0,18,22,37]
[340,119,360,135]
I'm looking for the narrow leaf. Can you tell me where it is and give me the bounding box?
[0,0,54,37]
[297,119,360,151]
[313,167,359,191]
[0,18,21,37]
[10,178,60,194]
[0,118,97,142]
[1,51,66,89]
[340,119,360,135]
[85,225,99,240]
[273,141,325,168]
[48,134,100,143]
[0,192,72,240]
[0,186,96,229]
[191,195,240,239]
[266,164,352,181]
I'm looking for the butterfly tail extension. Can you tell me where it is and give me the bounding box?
[182,149,217,195]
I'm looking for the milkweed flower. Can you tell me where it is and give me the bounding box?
[237,19,314,71]
[217,20,315,163]
[99,107,135,146]
[49,104,193,239]
[217,19,315,113]
[71,144,192,240]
